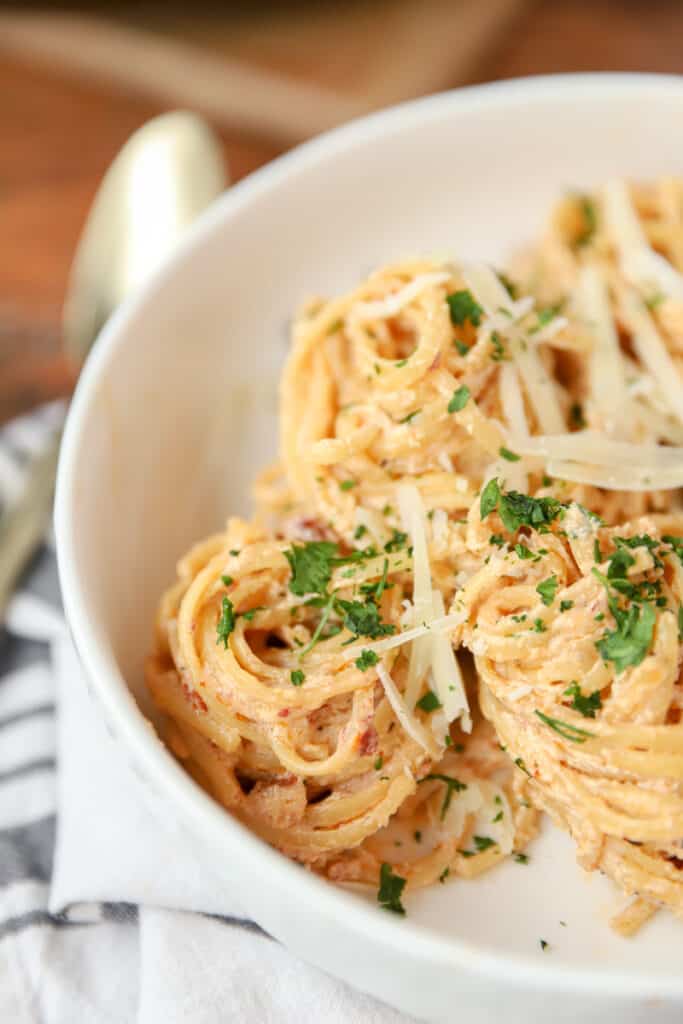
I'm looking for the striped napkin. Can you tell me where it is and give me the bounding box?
[0,403,414,1023]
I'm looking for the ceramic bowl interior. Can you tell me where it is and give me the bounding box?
[56,74,683,1021]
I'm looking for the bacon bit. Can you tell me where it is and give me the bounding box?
[278,708,290,718]
[359,725,379,756]
[279,772,299,787]
[429,352,442,371]
[284,517,336,543]
[181,683,208,713]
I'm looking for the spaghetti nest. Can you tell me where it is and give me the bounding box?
[456,484,683,934]
[277,259,581,548]
[147,514,536,887]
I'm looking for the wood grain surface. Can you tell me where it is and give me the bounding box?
[3,0,683,424]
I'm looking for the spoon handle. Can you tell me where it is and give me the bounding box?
[0,434,60,624]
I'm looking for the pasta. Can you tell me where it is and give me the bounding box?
[148,177,683,929]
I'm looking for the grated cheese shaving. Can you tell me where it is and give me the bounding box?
[351,272,450,323]
[376,662,442,758]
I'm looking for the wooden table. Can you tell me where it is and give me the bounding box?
[3,0,683,424]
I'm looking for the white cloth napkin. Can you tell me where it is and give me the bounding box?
[0,405,416,1023]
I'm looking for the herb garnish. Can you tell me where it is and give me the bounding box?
[490,331,507,362]
[559,599,574,613]
[479,479,563,532]
[421,773,467,819]
[499,446,520,462]
[216,597,236,649]
[377,863,407,915]
[355,648,379,671]
[473,835,496,852]
[337,598,396,640]
[536,575,558,607]
[448,385,470,413]
[564,681,601,718]
[285,541,337,596]
[290,670,305,686]
[534,710,594,743]
[416,690,442,713]
[446,289,483,327]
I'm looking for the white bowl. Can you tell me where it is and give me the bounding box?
[56,74,683,1023]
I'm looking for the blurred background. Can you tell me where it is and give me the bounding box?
[3,0,683,426]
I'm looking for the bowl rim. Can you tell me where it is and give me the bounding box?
[56,72,683,1000]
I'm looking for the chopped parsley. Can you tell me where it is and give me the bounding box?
[536,575,558,607]
[454,338,470,356]
[399,409,421,425]
[221,575,233,586]
[285,541,337,596]
[479,479,563,533]
[446,289,483,327]
[337,597,396,640]
[241,607,264,621]
[564,681,601,718]
[540,939,549,951]
[355,648,379,671]
[416,690,442,713]
[384,529,408,553]
[439,867,450,883]
[374,755,383,771]
[575,194,597,247]
[339,479,356,491]
[473,835,496,852]
[229,549,240,556]
[499,272,518,299]
[377,863,406,915]
[492,810,503,823]
[535,710,594,743]
[533,618,547,633]
[421,772,467,819]
[290,669,305,686]
[448,385,470,413]
[514,853,529,865]
[489,533,505,547]
[354,524,367,540]
[490,331,507,362]
[514,542,535,560]
[514,756,531,776]
[595,600,656,674]
[559,599,574,613]
[569,401,586,429]
[216,597,236,649]
[530,305,560,333]
[499,446,520,462]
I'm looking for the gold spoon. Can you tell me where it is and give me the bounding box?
[0,111,227,621]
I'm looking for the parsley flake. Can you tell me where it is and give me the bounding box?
[535,710,594,743]
[421,772,467,819]
[355,648,379,671]
[285,541,337,596]
[448,385,470,413]
[216,597,236,649]
[416,690,442,713]
[290,670,305,686]
[499,446,521,462]
[536,575,558,607]
[377,863,406,915]
[446,289,483,327]
[564,681,601,718]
